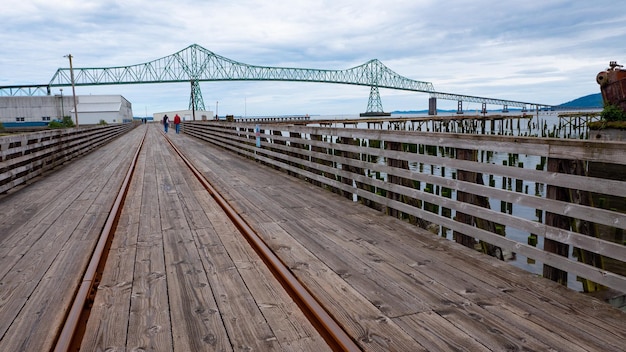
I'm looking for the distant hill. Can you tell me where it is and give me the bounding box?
[558,93,603,108]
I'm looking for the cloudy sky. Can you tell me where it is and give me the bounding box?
[1,0,625,117]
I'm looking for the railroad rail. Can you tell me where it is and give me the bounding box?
[2,124,624,351]
[53,127,148,351]
[51,127,360,352]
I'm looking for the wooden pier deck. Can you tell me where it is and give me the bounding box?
[0,124,624,351]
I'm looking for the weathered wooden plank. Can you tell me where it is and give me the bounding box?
[126,234,173,352]
[234,259,329,351]
[175,135,329,350]
[0,179,86,260]
[0,124,135,194]
[395,311,491,352]
[322,211,573,350]
[162,129,329,350]
[420,232,626,337]
[0,133,123,241]
[360,156,626,231]
[0,207,110,330]
[434,302,571,351]
[229,125,626,201]
[153,131,233,351]
[173,132,426,349]
[173,128,626,349]
[0,127,142,351]
[338,213,493,295]
[163,225,235,351]
[339,212,617,350]
[276,132,626,199]
[137,134,163,236]
[285,216,435,317]
[211,138,626,290]
[482,295,624,351]
[380,231,620,350]
[125,129,173,351]
[357,185,626,292]
[271,124,626,165]
[200,220,329,351]
[255,221,427,351]
[79,129,146,351]
[0,201,90,350]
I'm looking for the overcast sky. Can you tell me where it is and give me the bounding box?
[1,0,625,117]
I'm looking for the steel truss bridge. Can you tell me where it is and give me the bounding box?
[0,44,550,114]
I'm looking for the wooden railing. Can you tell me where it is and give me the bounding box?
[236,115,312,123]
[0,123,137,194]
[182,121,626,294]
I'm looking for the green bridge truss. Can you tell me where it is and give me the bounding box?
[1,44,548,113]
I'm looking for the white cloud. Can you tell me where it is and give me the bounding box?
[1,0,624,115]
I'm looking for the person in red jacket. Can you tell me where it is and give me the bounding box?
[173,114,181,134]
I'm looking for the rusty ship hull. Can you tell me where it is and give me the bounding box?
[597,61,626,111]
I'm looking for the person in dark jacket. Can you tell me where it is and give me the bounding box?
[174,114,181,134]
[163,114,169,133]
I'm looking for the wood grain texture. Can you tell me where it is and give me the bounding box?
[81,126,329,351]
[0,125,143,352]
[172,126,626,351]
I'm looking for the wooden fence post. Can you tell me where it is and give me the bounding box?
[386,141,402,218]
[454,148,479,248]
[386,141,429,228]
[270,129,285,171]
[288,131,306,179]
[339,137,363,200]
[543,158,573,285]
[545,158,606,290]
[453,148,506,257]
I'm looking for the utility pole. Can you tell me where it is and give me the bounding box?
[64,54,79,127]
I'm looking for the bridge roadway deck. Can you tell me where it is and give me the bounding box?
[0,124,624,351]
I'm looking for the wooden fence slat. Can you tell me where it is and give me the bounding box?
[181,121,626,293]
[0,124,136,194]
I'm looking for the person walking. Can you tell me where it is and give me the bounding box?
[174,114,181,134]
[163,114,169,133]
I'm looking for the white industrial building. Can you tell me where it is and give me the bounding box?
[153,109,214,123]
[0,95,133,126]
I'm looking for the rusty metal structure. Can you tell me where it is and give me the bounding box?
[596,61,626,111]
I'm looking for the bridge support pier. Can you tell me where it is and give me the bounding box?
[189,79,206,112]
[457,100,464,114]
[428,97,437,115]
[360,85,390,117]
[481,102,487,115]
[502,104,509,113]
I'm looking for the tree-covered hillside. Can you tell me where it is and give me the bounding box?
[559,93,603,108]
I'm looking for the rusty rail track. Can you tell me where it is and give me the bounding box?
[162,132,361,352]
[52,127,147,352]
[52,127,360,351]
